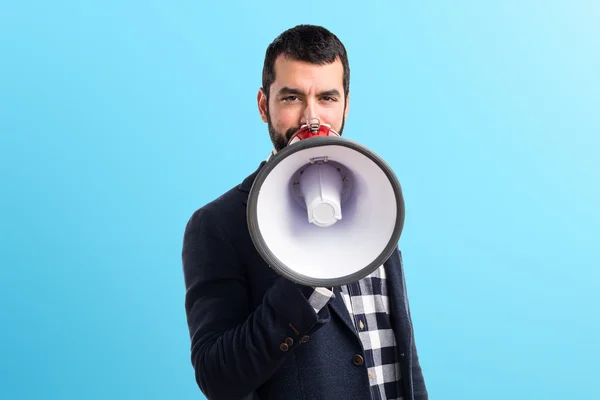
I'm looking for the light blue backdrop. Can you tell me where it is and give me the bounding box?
[1,1,598,399]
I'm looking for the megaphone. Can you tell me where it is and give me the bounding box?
[247,118,405,287]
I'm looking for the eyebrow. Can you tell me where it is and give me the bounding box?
[277,87,342,97]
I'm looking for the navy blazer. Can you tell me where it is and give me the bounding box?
[182,161,428,399]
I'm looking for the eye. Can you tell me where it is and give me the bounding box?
[321,96,337,102]
[282,96,300,102]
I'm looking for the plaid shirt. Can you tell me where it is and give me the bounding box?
[306,266,402,400]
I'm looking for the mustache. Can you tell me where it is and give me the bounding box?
[285,126,302,141]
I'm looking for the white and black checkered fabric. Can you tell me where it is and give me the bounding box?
[340,266,402,400]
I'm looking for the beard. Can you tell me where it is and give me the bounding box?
[268,122,302,152]
[267,108,346,152]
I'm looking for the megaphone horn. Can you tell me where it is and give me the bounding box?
[247,121,405,287]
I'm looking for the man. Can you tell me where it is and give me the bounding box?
[182,24,428,400]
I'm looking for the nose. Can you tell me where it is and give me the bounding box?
[300,101,318,126]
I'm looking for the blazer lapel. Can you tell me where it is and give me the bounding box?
[328,286,358,337]
[326,251,414,346]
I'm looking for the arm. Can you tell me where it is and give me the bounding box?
[411,338,428,399]
[398,250,428,399]
[181,206,333,399]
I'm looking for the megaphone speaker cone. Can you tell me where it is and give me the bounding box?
[299,161,343,227]
[247,136,405,287]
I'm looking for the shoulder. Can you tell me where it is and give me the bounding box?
[184,186,244,240]
[184,160,266,238]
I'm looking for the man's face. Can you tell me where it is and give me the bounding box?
[258,55,349,152]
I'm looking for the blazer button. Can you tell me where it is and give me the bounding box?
[352,354,364,365]
[300,335,310,343]
[285,337,294,346]
[280,343,289,352]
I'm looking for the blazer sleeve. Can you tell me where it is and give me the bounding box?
[181,206,332,399]
[411,338,428,399]
[398,250,428,399]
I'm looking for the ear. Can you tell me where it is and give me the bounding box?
[257,88,268,123]
[344,91,350,120]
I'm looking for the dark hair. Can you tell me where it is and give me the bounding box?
[262,24,350,100]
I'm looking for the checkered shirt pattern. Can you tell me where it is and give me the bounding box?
[305,266,402,400]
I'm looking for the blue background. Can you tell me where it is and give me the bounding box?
[1,1,598,399]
